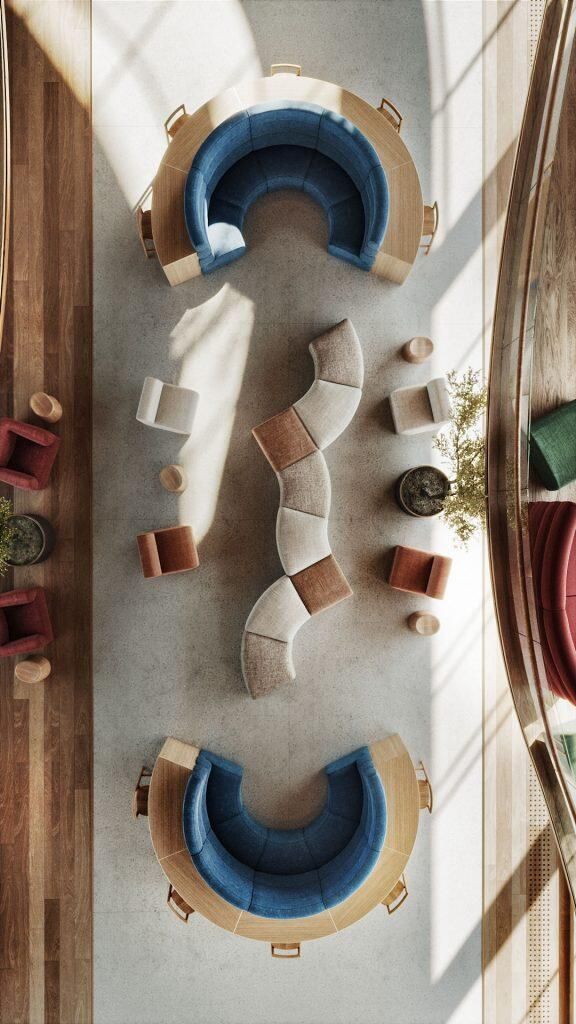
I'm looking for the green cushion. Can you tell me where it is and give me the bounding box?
[561,733,576,777]
[530,400,576,490]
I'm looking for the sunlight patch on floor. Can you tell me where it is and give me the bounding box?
[170,284,254,542]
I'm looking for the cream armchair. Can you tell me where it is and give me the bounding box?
[136,377,199,435]
[389,377,451,435]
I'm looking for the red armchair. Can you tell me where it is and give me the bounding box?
[0,417,60,490]
[0,588,53,656]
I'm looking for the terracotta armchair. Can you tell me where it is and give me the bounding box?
[0,417,60,490]
[0,587,53,656]
[137,526,199,579]
[388,545,452,600]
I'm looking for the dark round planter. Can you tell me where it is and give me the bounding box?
[7,514,55,566]
[395,465,451,518]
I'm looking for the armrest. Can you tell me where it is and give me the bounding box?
[0,588,39,608]
[426,556,452,599]
[5,419,58,447]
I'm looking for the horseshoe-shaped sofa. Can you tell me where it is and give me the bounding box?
[184,101,389,274]
[182,746,386,919]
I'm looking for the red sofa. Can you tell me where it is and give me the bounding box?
[529,501,576,702]
[0,417,60,490]
[0,587,53,656]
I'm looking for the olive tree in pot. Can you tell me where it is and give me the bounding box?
[433,368,487,546]
[0,497,55,569]
[395,369,487,546]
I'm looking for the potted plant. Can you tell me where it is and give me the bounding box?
[394,369,487,545]
[395,464,450,518]
[433,368,487,546]
[7,512,55,566]
[0,496,15,574]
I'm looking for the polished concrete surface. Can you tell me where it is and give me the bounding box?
[93,3,483,1022]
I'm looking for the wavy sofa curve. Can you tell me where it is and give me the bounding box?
[241,319,362,698]
[182,746,387,919]
[184,101,389,274]
[529,501,576,703]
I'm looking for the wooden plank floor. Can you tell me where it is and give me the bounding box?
[0,2,92,1022]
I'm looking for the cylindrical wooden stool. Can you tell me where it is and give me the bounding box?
[407,611,440,636]
[159,464,187,493]
[30,392,63,423]
[401,337,434,364]
[14,655,52,683]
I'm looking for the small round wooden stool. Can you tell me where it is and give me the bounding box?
[401,337,433,364]
[159,464,187,493]
[14,655,52,683]
[30,392,63,423]
[407,612,440,636]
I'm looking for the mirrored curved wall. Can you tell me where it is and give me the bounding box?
[488,0,576,903]
[0,0,8,347]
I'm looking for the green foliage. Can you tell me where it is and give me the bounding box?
[0,497,14,575]
[433,368,487,547]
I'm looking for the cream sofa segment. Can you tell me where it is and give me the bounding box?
[294,379,362,450]
[276,507,331,576]
[244,575,310,643]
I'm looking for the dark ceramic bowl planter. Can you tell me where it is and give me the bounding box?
[7,514,55,566]
[395,465,451,518]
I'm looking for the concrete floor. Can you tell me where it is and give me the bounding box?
[93,3,484,1022]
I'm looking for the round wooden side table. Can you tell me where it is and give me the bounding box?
[402,337,434,364]
[159,464,187,493]
[30,392,63,423]
[14,655,52,683]
[407,612,440,636]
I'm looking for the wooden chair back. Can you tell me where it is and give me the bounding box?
[377,98,403,132]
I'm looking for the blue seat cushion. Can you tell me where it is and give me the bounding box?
[256,828,316,875]
[215,811,267,868]
[257,145,313,191]
[303,151,358,210]
[210,152,267,209]
[303,808,358,865]
[328,194,366,258]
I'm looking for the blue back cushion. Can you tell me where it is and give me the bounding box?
[248,101,322,150]
[181,746,387,919]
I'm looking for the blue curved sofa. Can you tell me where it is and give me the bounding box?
[182,746,387,919]
[184,101,389,275]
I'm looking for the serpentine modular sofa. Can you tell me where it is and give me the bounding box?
[529,501,576,703]
[242,319,363,698]
[182,747,386,919]
[184,101,389,274]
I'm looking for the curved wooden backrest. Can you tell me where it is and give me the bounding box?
[147,734,420,943]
